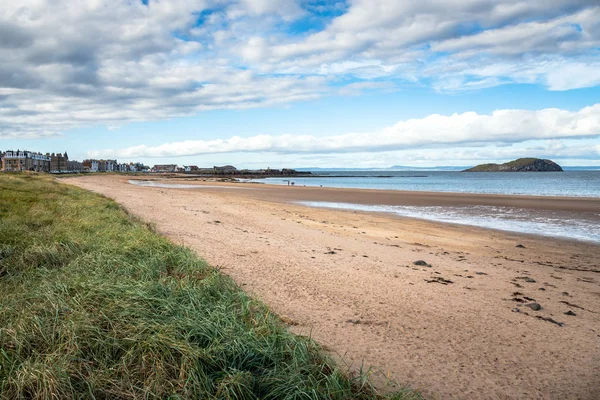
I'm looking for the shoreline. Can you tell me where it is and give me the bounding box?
[296,201,600,245]
[128,177,600,243]
[68,175,600,399]
[240,170,600,198]
[129,176,600,215]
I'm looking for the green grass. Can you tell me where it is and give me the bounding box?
[0,173,418,399]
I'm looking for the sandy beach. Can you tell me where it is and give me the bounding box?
[68,175,600,399]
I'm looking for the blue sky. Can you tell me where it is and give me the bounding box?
[1,0,599,168]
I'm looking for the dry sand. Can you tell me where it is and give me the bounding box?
[68,175,600,399]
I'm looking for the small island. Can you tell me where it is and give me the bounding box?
[464,158,563,172]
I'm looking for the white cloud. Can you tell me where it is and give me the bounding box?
[1,0,599,140]
[235,0,304,20]
[233,1,600,93]
[241,2,599,64]
[0,0,327,139]
[431,7,600,56]
[545,62,600,91]
[89,104,600,158]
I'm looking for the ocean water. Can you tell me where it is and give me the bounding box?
[259,171,600,197]
[298,201,600,243]
[128,174,600,243]
[266,171,600,243]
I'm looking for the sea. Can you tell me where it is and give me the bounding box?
[130,172,600,243]
[257,171,600,243]
[259,170,600,197]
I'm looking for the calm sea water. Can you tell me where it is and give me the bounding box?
[258,171,600,243]
[297,201,600,243]
[259,171,600,197]
[129,173,600,242]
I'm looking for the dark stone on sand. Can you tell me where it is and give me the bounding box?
[559,300,585,310]
[538,287,546,291]
[325,250,337,255]
[536,316,564,327]
[425,276,453,284]
[564,310,576,316]
[413,260,431,267]
[515,276,536,283]
[526,303,541,311]
[561,291,570,296]
[475,272,487,275]
[515,244,526,248]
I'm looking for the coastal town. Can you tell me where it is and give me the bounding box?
[0,149,310,176]
[0,149,147,173]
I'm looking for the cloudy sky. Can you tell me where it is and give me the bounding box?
[1,0,599,168]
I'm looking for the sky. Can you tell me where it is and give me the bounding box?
[1,0,599,168]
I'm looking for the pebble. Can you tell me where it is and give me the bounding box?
[526,303,542,311]
[564,310,576,316]
[515,244,526,248]
[413,260,431,267]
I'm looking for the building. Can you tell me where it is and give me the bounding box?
[0,151,153,174]
[82,159,118,172]
[82,159,98,172]
[117,162,144,172]
[105,159,116,172]
[129,162,149,172]
[67,160,83,172]
[50,152,69,172]
[1,150,51,172]
[184,165,199,172]
[213,165,238,174]
[152,164,178,172]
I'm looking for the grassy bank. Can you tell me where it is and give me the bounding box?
[0,174,415,399]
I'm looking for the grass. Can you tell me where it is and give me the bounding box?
[0,173,418,399]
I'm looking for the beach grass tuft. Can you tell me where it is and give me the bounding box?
[0,173,419,399]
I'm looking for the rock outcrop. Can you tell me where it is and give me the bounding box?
[464,158,563,172]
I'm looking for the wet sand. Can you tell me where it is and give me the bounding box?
[68,175,600,399]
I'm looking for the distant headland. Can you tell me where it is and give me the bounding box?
[464,158,564,172]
